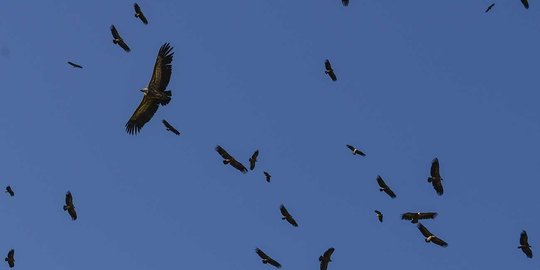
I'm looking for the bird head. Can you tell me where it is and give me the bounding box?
[140,88,149,94]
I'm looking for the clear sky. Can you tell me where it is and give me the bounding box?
[0,1,539,269]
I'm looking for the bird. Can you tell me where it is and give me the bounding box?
[319,247,335,270]
[428,158,444,195]
[342,0,349,6]
[324,59,337,81]
[63,191,77,220]
[249,150,259,170]
[518,230,533,258]
[134,3,149,24]
[125,43,174,135]
[401,212,438,224]
[162,119,180,135]
[4,249,14,268]
[346,144,365,156]
[485,3,495,12]
[67,61,83,68]
[255,248,282,268]
[374,210,383,222]
[417,223,448,247]
[280,204,298,227]
[110,25,131,52]
[215,145,248,174]
[264,171,271,182]
[5,186,14,197]
[376,175,397,198]
[521,0,529,9]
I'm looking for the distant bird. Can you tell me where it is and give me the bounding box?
[417,223,448,247]
[519,230,533,258]
[324,59,337,81]
[342,0,349,6]
[280,204,298,227]
[5,186,14,197]
[4,249,14,268]
[110,25,131,52]
[376,175,396,198]
[67,61,83,68]
[319,247,335,270]
[428,158,444,195]
[125,43,173,135]
[374,210,383,222]
[63,191,77,220]
[215,145,248,174]
[162,120,180,135]
[134,3,149,24]
[346,144,365,156]
[249,150,259,170]
[264,171,271,182]
[255,248,282,268]
[521,0,529,9]
[401,212,438,224]
[485,3,495,12]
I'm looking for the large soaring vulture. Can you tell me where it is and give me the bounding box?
[255,248,282,268]
[428,158,444,195]
[324,59,337,81]
[346,144,365,156]
[215,145,248,173]
[521,0,529,9]
[67,61,83,68]
[374,210,383,222]
[162,120,180,135]
[376,175,397,198]
[249,150,259,170]
[134,3,149,24]
[519,230,533,258]
[401,212,438,224]
[417,223,448,247]
[125,43,174,135]
[485,3,495,12]
[280,204,298,227]
[264,171,271,182]
[63,191,77,220]
[110,25,131,52]
[4,249,14,268]
[319,247,335,270]
[5,186,14,197]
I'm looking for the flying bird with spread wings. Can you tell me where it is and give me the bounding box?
[401,212,438,224]
[162,120,180,135]
[280,204,298,227]
[485,3,495,12]
[428,158,444,195]
[215,145,248,174]
[319,247,335,270]
[125,43,174,135]
[67,61,83,68]
[374,210,383,222]
[521,0,529,9]
[63,191,77,220]
[376,175,397,198]
[346,144,365,156]
[249,150,259,170]
[255,248,282,268]
[5,186,14,197]
[4,249,14,268]
[110,25,131,52]
[519,230,533,258]
[134,3,149,24]
[324,59,337,81]
[417,223,448,247]
[264,171,271,182]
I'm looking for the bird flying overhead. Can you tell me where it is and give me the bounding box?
[4,249,14,268]
[519,230,533,258]
[110,25,131,52]
[376,175,397,198]
[319,247,335,270]
[5,186,14,197]
[346,144,365,156]
[521,0,529,9]
[255,248,282,268]
[264,171,271,182]
[134,3,149,24]
[485,3,495,12]
[215,145,248,174]
[342,0,349,6]
[249,150,259,170]
[401,212,438,224]
[417,223,448,247]
[67,61,83,68]
[63,191,77,220]
[162,119,180,135]
[374,210,383,222]
[280,204,298,227]
[428,158,444,195]
[125,43,174,135]
[324,59,337,81]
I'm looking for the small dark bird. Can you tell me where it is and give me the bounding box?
[374,210,383,222]
[4,249,14,268]
[401,212,438,224]
[264,171,271,182]
[417,223,448,247]
[249,150,259,170]
[519,230,533,258]
[376,175,396,198]
[280,204,298,227]
[428,158,444,195]
[110,25,131,52]
[63,191,77,220]
[5,186,14,197]
[346,144,365,156]
[324,59,337,81]
[342,0,349,6]
[67,61,83,68]
[521,0,529,9]
[255,248,282,268]
[319,247,335,270]
[162,120,180,135]
[134,3,149,24]
[215,145,248,174]
[485,3,495,12]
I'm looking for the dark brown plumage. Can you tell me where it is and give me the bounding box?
[485,3,495,12]
[162,119,180,135]
[110,25,131,52]
[249,150,259,170]
[346,144,365,156]
[5,186,14,197]
[417,223,448,247]
[521,0,529,9]
[255,248,282,268]
[215,145,248,174]
[376,175,396,198]
[319,247,335,270]
[401,212,438,224]
[342,0,349,6]
[264,171,271,182]
[134,3,149,24]
[519,230,533,258]
[324,59,337,81]
[125,43,173,135]
[63,191,77,220]
[280,204,298,227]
[67,61,83,68]
[374,210,383,222]
[428,158,444,195]
[4,249,14,268]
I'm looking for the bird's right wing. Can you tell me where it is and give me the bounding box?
[125,95,159,135]
[417,223,432,238]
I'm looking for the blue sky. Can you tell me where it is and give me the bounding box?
[0,0,539,269]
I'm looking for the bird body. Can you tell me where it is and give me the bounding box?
[5,186,14,197]
[67,61,83,68]
[280,204,298,227]
[4,249,14,268]
[374,210,383,222]
[215,145,248,173]
[110,25,131,52]
[249,150,259,170]
[521,0,529,9]
[319,247,335,270]
[428,158,444,195]
[63,191,77,220]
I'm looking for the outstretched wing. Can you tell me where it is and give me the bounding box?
[6,249,14,268]
[280,205,298,227]
[323,247,335,259]
[249,150,259,170]
[401,212,415,220]
[346,144,355,151]
[110,25,121,39]
[229,159,248,174]
[256,248,269,260]
[162,119,180,135]
[377,176,396,198]
[430,158,440,178]
[485,3,495,12]
[65,191,73,206]
[342,0,349,6]
[521,0,529,9]
[148,43,174,92]
[431,236,448,247]
[125,95,159,135]
[67,61,83,68]
[520,230,529,246]
[320,248,335,270]
[264,171,271,182]
[417,223,432,238]
[418,212,438,220]
[68,207,78,220]
[432,178,444,195]
[215,145,233,160]
[376,175,388,189]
